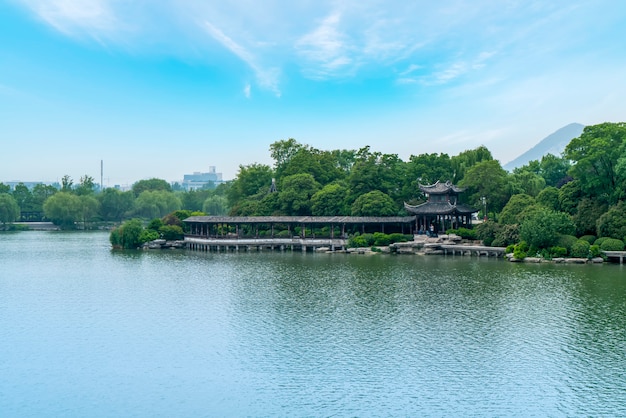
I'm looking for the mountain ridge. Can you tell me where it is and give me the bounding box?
[503,123,585,171]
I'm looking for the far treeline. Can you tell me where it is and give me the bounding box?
[2,122,626,256]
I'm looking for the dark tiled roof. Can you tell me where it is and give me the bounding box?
[184,216,416,224]
[404,201,478,215]
[419,180,465,194]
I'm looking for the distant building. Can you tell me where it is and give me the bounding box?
[181,167,224,191]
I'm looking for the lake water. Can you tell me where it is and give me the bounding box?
[1,231,625,417]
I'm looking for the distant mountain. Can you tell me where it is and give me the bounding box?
[503,123,585,171]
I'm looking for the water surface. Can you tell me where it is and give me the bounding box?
[1,232,625,416]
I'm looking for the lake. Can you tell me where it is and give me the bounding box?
[1,231,625,417]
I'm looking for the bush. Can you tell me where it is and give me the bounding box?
[570,240,591,258]
[548,246,568,258]
[519,209,575,249]
[557,235,578,254]
[139,229,159,243]
[159,225,184,241]
[594,237,609,248]
[389,233,411,243]
[600,238,625,251]
[373,232,391,246]
[589,245,602,258]
[446,228,477,240]
[110,218,144,249]
[506,244,515,253]
[476,221,501,246]
[513,241,529,260]
[492,224,520,247]
[579,235,597,245]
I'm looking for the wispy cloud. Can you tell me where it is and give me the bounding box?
[295,12,353,79]
[17,0,122,39]
[202,21,281,96]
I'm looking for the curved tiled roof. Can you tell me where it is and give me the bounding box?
[418,180,465,194]
[184,216,416,224]
[404,201,478,215]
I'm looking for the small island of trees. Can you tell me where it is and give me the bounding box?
[2,122,626,258]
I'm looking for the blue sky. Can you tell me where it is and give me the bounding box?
[2,0,625,186]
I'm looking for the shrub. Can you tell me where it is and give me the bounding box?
[589,245,602,258]
[159,225,184,241]
[446,228,477,240]
[373,232,391,246]
[139,229,159,243]
[506,244,515,253]
[579,235,597,245]
[388,233,411,243]
[557,235,578,254]
[110,218,144,249]
[548,246,567,258]
[594,237,609,248]
[513,241,529,260]
[492,224,520,247]
[596,201,626,240]
[600,238,625,251]
[476,221,501,246]
[519,209,575,249]
[570,240,591,258]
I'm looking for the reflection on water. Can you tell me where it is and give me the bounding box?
[1,231,625,416]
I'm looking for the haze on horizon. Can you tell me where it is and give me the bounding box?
[1,0,625,186]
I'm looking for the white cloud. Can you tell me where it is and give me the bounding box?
[295,12,353,79]
[202,21,281,96]
[17,0,122,38]
[243,83,251,99]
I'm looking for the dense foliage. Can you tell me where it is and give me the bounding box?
[3,122,626,256]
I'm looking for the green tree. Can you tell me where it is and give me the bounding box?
[61,175,73,192]
[564,122,626,203]
[11,183,35,213]
[202,195,228,215]
[596,201,626,239]
[0,183,10,194]
[347,148,407,206]
[558,180,584,215]
[573,198,608,236]
[499,194,537,225]
[75,175,96,196]
[98,188,134,222]
[451,145,493,184]
[132,178,172,197]
[78,195,100,229]
[43,192,82,228]
[539,154,571,187]
[519,208,575,249]
[278,173,320,215]
[110,219,145,249]
[311,183,349,216]
[227,163,273,207]
[134,190,182,219]
[459,159,510,214]
[536,186,560,211]
[508,171,546,197]
[350,190,397,216]
[0,193,20,226]
[269,138,305,176]
[279,147,345,185]
[31,184,57,214]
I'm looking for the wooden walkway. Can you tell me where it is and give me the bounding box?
[439,244,507,257]
[603,251,626,264]
[185,236,347,252]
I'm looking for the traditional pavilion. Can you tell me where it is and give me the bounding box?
[404,181,478,234]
